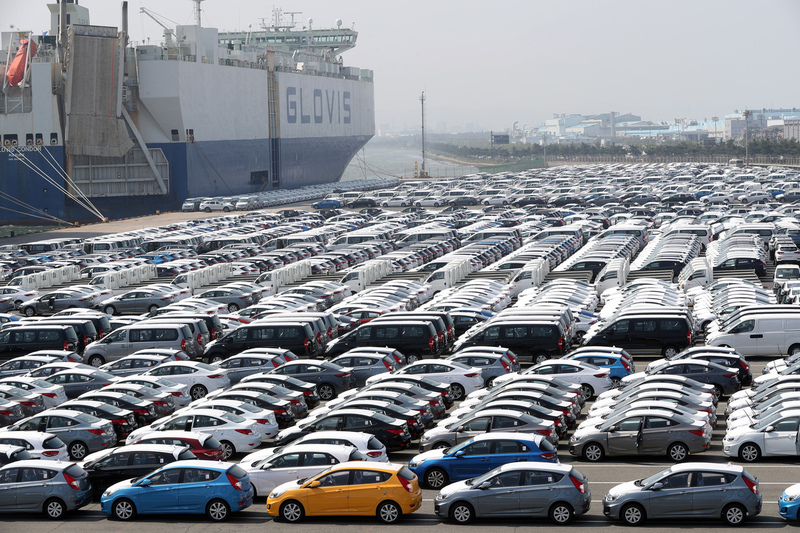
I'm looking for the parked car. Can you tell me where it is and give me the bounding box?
[420,409,557,452]
[9,409,116,460]
[79,444,197,492]
[0,459,93,518]
[0,430,69,460]
[125,430,223,460]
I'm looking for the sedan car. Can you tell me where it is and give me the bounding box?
[140,361,230,401]
[266,461,421,524]
[100,460,253,521]
[59,399,138,440]
[20,291,95,316]
[43,368,115,399]
[420,409,557,452]
[494,360,612,399]
[9,409,116,460]
[181,398,279,440]
[366,360,483,401]
[0,460,92,518]
[196,288,254,313]
[101,290,174,315]
[266,360,354,401]
[623,359,741,399]
[79,444,197,492]
[603,463,761,526]
[434,462,590,524]
[328,352,396,387]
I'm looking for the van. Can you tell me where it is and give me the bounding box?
[152,312,224,342]
[325,320,440,361]
[595,258,630,296]
[706,313,800,357]
[370,313,453,353]
[31,318,99,354]
[677,257,711,292]
[583,314,692,357]
[454,319,567,364]
[202,321,319,363]
[495,306,576,342]
[82,322,195,366]
[143,315,210,355]
[0,325,79,360]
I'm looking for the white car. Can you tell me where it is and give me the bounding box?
[0,286,39,309]
[240,443,365,497]
[180,398,278,440]
[702,192,733,204]
[112,375,192,408]
[199,199,234,212]
[365,360,484,401]
[414,196,445,207]
[0,430,69,460]
[126,408,261,460]
[482,195,512,206]
[723,408,800,461]
[248,430,388,463]
[381,197,411,207]
[0,376,67,408]
[140,361,230,400]
[493,359,612,399]
[727,398,800,428]
[737,191,772,204]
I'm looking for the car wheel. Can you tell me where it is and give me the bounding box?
[486,376,496,387]
[661,345,679,357]
[103,305,116,315]
[448,383,465,401]
[534,352,548,364]
[87,354,104,367]
[219,440,235,461]
[376,500,401,524]
[621,503,646,526]
[190,384,208,400]
[425,467,448,489]
[789,344,800,356]
[112,498,136,521]
[23,306,35,317]
[13,300,22,310]
[148,304,159,313]
[723,503,746,526]
[579,384,594,399]
[434,202,440,207]
[400,203,407,207]
[582,442,604,462]
[450,501,474,524]
[223,206,231,212]
[432,441,450,450]
[206,498,230,521]
[317,383,336,401]
[68,441,88,460]
[280,500,305,522]
[610,376,621,387]
[204,207,212,213]
[415,202,421,207]
[227,303,240,312]
[209,354,224,364]
[668,442,689,462]
[549,502,574,525]
[44,498,66,520]
[712,384,724,400]
[406,352,421,364]
[575,331,586,343]
[739,442,761,462]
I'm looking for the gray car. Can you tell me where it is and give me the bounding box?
[98,353,172,376]
[113,375,192,408]
[0,384,45,416]
[43,369,115,399]
[626,359,741,399]
[0,459,93,518]
[267,359,355,401]
[0,354,73,378]
[10,409,116,460]
[603,463,761,526]
[20,291,95,317]
[447,351,514,386]
[196,288,254,313]
[435,462,591,525]
[329,353,396,387]
[100,289,174,315]
[211,353,288,385]
[569,409,712,462]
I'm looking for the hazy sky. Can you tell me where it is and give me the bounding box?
[7,0,800,132]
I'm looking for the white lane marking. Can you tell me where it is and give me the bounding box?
[588,481,792,485]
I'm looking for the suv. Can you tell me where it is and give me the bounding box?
[203,321,319,362]
[584,314,692,357]
[455,320,568,364]
[0,325,79,360]
[325,320,441,361]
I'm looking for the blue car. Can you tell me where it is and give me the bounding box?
[565,346,634,385]
[312,199,342,209]
[780,483,800,520]
[100,460,253,521]
[408,433,556,489]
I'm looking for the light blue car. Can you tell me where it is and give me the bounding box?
[780,483,800,520]
[101,460,253,521]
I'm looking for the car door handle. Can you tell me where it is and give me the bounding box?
[750,334,763,339]
[287,471,297,474]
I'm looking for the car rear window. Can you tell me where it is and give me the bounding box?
[539,438,556,452]
[10,449,33,461]
[349,450,367,461]
[397,466,416,481]
[204,437,222,449]
[43,436,65,449]
[368,436,383,450]
[64,463,86,478]
[227,464,247,479]
[179,449,197,460]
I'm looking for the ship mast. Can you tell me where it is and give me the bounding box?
[192,0,205,26]
[420,91,428,178]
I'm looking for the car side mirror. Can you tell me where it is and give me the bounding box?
[454,450,465,458]
[608,426,617,433]
[477,481,492,490]
[650,482,664,491]
[307,480,321,488]
[138,478,152,487]
[260,462,272,470]
[765,425,775,433]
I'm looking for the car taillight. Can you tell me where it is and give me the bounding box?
[227,473,244,491]
[593,373,607,378]
[304,338,311,352]
[274,408,287,415]
[88,429,105,435]
[302,390,313,396]
[384,360,393,370]
[744,476,758,494]
[20,401,35,407]
[63,341,69,350]
[335,373,350,378]
[255,419,270,425]
[181,339,187,352]
[63,472,81,490]
[689,429,705,436]
[687,330,692,344]
[236,429,252,435]
[569,475,586,494]
[197,333,203,345]
[111,418,128,425]
[0,410,12,416]
[83,334,88,345]
[429,337,435,350]
[541,452,556,460]
[536,429,552,436]
[501,361,510,371]
[42,392,57,398]
[134,409,148,415]
[42,450,59,457]
[211,328,217,339]
[393,354,402,364]
[387,428,403,435]
[465,372,480,377]
[429,399,438,406]
[367,451,383,458]
[741,361,750,371]
[289,399,300,406]
[153,400,167,406]
[621,359,631,371]
[170,392,182,397]
[208,374,224,379]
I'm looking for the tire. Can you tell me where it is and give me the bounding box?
[450,501,474,524]
[148,304,159,313]
[112,498,136,521]
[549,502,574,525]
[434,203,440,207]
[13,300,22,310]
[486,376,496,387]
[534,352,549,364]
[432,441,450,450]
[103,305,116,315]
[190,384,208,400]
[317,383,336,401]
[204,207,212,213]
[219,440,235,461]
[400,203,407,207]
[579,384,595,399]
[68,441,88,460]
[722,503,747,526]
[415,202,421,207]
[738,442,761,462]
[575,331,586,343]
[44,498,66,520]
[223,206,231,212]
[23,306,35,317]
[206,498,230,521]
[209,354,224,364]
[610,376,622,387]
[448,383,465,401]
[376,500,401,524]
[424,467,448,489]
[280,500,305,523]
[406,352,421,364]
[87,354,105,367]
[712,384,724,400]
[668,442,689,462]
[227,303,240,312]
[582,442,604,462]
[621,503,646,526]
[661,345,679,357]
[789,344,800,356]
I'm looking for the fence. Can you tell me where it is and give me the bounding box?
[545,155,800,167]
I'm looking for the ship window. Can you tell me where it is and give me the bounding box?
[186,129,194,142]
[171,130,179,142]
[35,134,43,146]
[50,133,58,145]
[25,134,34,146]
[3,134,17,147]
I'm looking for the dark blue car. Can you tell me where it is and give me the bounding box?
[100,460,253,521]
[408,433,556,489]
[312,199,342,209]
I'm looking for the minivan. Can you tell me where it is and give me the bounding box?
[325,320,440,361]
[82,323,196,366]
[706,313,800,357]
[202,321,319,363]
[0,325,80,360]
[584,314,692,357]
[455,320,568,364]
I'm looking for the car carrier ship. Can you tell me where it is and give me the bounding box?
[0,0,375,223]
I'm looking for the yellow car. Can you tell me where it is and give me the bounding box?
[267,461,422,523]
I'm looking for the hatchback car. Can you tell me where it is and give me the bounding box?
[266,461,421,523]
[420,409,557,452]
[723,408,800,462]
[0,430,69,460]
[0,460,92,518]
[9,410,117,460]
[100,460,253,521]
[434,462,590,524]
[603,463,761,526]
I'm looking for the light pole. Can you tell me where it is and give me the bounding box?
[743,109,752,166]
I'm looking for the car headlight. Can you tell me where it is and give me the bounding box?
[269,489,287,499]
[605,492,620,502]
[784,493,800,502]
[421,435,430,442]
[102,487,118,498]
[408,462,418,468]
[435,492,446,501]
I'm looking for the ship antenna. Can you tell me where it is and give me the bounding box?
[420,91,427,178]
[192,0,205,27]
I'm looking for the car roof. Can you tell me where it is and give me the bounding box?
[161,459,234,470]
[471,432,544,443]
[496,461,571,474]
[328,460,401,472]
[0,459,72,470]
[668,462,743,474]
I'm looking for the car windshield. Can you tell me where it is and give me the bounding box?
[635,467,672,487]
[220,412,246,423]
[753,413,782,430]
[647,361,671,375]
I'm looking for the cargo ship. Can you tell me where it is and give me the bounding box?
[0,0,375,223]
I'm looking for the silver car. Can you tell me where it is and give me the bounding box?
[20,291,95,316]
[100,289,174,315]
[435,462,590,524]
[603,462,761,526]
[0,459,92,518]
[196,288,254,313]
[329,353,396,387]
[267,359,355,401]
[10,409,116,460]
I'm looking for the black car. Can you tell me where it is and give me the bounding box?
[235,374,320,408]
[512,196,547,207]
[80,444,197,492]
[371,375,454,408]
[714,257,767,277]
[347,197,378,208]
[208,391,295,428]
[331,400,427,437]
[448,196,479,206]
[59,400,138,439]
[0,325,80,360]
[274,409,412,451]
[78,392,160,426]
[662,193,697,205]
